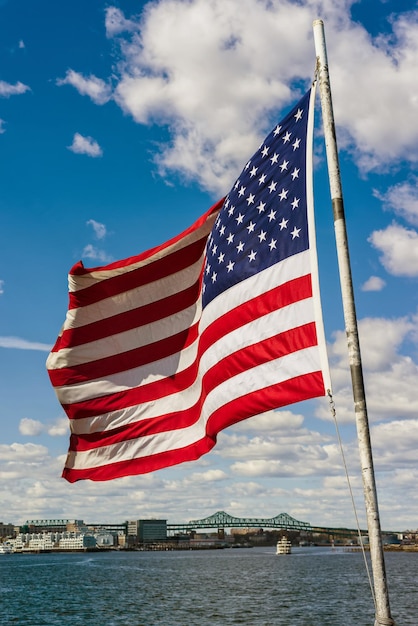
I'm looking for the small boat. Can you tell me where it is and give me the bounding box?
[0,542,13,555]
[276,536,292,555]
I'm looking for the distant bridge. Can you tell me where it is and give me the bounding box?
[167,510,377,538]
[169,510,315,534]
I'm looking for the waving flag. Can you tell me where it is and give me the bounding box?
[47,86,330,482]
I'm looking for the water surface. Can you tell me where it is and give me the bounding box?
[1,546,416,625]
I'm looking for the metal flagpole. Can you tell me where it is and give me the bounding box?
[312,19,395,626]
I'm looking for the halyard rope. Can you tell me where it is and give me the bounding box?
[327,390,377,609]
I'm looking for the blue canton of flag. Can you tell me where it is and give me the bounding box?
[203,90,311,308]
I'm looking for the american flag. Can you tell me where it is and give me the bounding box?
[47,87,330,483]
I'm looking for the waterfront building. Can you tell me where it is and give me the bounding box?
[96,533,116,547]
[10,532,59,552]
[0,522,15,538]
[138,519,167,544]
[11,534,27,552]
[127,520,139,537]
[85,522,128,536]
[8,531,96,552]
[59,533,96,550]
[28,533,56,551]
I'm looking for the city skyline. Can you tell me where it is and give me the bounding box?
[2,503,414,537]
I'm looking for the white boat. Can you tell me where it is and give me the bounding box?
[0,542,13,554]
[276,536,292,555]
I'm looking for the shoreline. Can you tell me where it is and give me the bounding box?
[2,543,418,555]
[344,544,418,552]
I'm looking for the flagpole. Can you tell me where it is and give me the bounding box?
[312,20,395,626]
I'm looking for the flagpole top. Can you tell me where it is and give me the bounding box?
[313,20,328,66]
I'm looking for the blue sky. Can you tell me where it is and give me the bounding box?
[1,0,418,532]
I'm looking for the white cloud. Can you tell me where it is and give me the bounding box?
[361,276,386,291]
[231,457,328,478]
[0,336,52,351]
[87,219,107,240]
[68,133,103,157]
[218,425,329,462]
[371,419,418,468]
[0,80,30,97]
[368,222,418,276]
[18,40,25,49]
[105,6,138,37]
[374,178,418,226]
[0,119,5,134]
[333,316,414,373]
[47,418,69,437]
[0,279,4,293]
[227,409,305,434]
[325,12,418,172]
[217,413,341,481]
[81,243,113,263]
[82,220,111,264]
[109,0,314,193]
[319,315,418,424]
[56,69,112,105]
[19,418,44,437]
[224,481,267,499]
[0,442,49,463]
[185,469,227,483]
[92,2,418,193]
[19,417,69,438]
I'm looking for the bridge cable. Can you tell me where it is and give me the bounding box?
[327,390,376,609]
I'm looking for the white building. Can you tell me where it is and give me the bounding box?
[9,531,96,552]
[94,533,115,547]
[28,533,56,551]
[59,533,96,550]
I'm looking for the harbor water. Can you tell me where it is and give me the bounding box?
[1,546,416,625]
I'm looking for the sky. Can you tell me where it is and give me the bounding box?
[1,0,418,533]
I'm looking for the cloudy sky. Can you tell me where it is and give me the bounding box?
[1,0,418,533]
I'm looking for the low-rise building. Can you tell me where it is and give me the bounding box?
[9,531,96,552]
[59,533,96,550]
[96,533,115,547]
[0,522,15,539]
[127,520,139,536]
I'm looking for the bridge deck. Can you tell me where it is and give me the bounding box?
[166,510,385,536]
